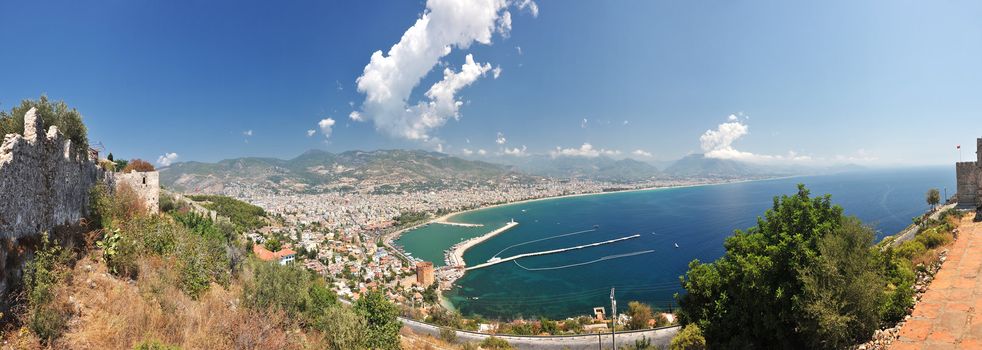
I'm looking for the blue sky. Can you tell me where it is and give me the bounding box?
[1,0,980,167]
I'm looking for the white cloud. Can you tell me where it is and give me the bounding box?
[515,46,523,55]
[623,120,629,125]
[632,149,652,157]
[306,129,316,137]
[435,143,444,153]
[496,131,507,144]
[699,116,816,164]
[349,111,363,121]
[352,0,535,141]
[504,145,527,156]
[318,118,336,139]
[699,120,749,159]
[492,65,502,79]
[461,148,474,155]
[156,152,179,166]
[581,118,588,129]
[477,149,487,155]
[550,143,620,158]
[517,0,539,17]
[243,130,253,137]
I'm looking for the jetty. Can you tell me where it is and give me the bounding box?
[464,234,642,271]
[433,221,485,228]
[446,219,519,267]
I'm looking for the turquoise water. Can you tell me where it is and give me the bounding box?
[396,167,955,320]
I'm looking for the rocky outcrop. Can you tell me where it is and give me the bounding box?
[0,107,103,239]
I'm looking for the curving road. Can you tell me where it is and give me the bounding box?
[399,317,679,350]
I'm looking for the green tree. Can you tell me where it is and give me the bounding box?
[626,301,654,330]
[677,184,886,348]
[315,305,368,350]
[0,95,89,157]
[795,217,884,348]
[927,188,941,210]
[670,324,706,350]
[264,237,283,252]
[354,290,401,350]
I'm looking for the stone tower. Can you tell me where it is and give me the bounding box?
[955,138,982,209]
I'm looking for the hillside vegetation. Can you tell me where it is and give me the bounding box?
[2,184,401,349]
[677,184,961,349]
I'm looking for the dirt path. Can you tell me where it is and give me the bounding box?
[891,214,982,349]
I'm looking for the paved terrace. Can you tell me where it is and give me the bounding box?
[891,213,982,349]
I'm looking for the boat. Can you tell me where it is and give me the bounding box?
[593,224,600,228]
[486,257,502,263]
[674,243,679,248]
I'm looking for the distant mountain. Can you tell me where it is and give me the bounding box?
[160,149,534,194]
[481,155,661,182]
[664,154,770,178]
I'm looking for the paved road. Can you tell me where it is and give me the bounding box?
[891,213,982,349]
[889,203,957,247]
[400,317,679,350]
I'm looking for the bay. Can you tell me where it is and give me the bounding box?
[395,167,954,320]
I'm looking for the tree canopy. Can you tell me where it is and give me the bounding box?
[677,184,908,349]
[0,95,89,157]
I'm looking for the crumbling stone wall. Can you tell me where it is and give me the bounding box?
[0,108,103,239]
[114,171,160,214]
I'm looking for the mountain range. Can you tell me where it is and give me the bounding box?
[160,149,860,194]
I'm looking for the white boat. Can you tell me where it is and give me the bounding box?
[674,243,679,248]
[486,256,502,263]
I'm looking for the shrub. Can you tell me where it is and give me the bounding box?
[895,240,927,260]
[670,324,706,350]
[23,233,72,343]
[122,158,155,172]
[314,305,368,350]
[242,261,336,323]
[186,194,267,232]
[354,290,401,350]
[479,336,512,349]
[678,185,890,348]
[627,301,654,330]
[438,327,457,344]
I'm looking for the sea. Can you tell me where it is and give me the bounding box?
[393,167,955,320]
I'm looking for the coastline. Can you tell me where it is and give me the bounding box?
[425,175,796,233]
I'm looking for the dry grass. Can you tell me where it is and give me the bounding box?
[5,253,324,350]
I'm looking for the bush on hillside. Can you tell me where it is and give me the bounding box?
[677,184,902,349]
[122,159,155,173]
[670,324,706,350]
[354,290,401,350]
[627,301,654,330]
[22,233,73,343]
[242,261,336,323]
[186,194,267,232]
[479,336,512,349]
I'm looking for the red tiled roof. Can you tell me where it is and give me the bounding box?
[253,244,297,262]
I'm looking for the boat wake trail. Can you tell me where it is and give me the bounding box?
[512,250,655,271]
[492,228,597,258]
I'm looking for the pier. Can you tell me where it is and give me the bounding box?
[447,219,519,267]
[433,221,485,228]
[464,234,642,271]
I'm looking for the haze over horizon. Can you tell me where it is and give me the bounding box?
[2,0,980,167]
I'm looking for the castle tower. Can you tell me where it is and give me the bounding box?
[956,138,982,209]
